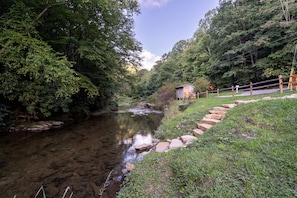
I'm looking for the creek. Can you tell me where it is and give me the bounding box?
[0,108,163,197]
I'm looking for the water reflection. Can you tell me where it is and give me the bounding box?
[121,132,153,164]
[0,111,163,198]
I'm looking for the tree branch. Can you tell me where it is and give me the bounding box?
[34,0,68,24]
[279,0,291,22]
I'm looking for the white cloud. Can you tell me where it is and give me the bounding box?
[138,0,170,7]
[140,50,161,70]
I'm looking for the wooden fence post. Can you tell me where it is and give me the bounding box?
[232,86,234,97]
[250,82,253,96]
[217,89,220,96]
[197,92,200,99]
[279,75,283,93]
[290,76,293,91]
[206,90,208,98]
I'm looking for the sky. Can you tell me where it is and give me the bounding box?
[134,0,220,70]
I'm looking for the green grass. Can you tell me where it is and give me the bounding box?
[117,92,297,198]
[154,92,293,140]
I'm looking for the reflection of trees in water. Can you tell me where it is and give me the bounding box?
[0,112,163,197]
[112,113,163,164]
[113,113,163,142]
[122,132,153,163]
[56,112,162,145]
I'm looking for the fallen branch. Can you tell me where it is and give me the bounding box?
[99,170,113,198]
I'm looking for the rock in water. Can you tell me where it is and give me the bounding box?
[135,143,153,151]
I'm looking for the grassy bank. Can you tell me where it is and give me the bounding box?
[118,92,297,197]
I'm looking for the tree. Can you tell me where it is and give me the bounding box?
[207,0,296,86]
[132,0,296,101]
[0,0,142,117]
[148,82,178,109]
[0,3,98,117]
[168,40,189,59]
[279,0,294,23]
[193,77,209,93]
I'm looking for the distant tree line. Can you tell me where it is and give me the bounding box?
[0,0,141,123]
[133,0,297,99]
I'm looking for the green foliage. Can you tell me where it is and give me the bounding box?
[148,82,179,109]
[132,69,163,100]
[193,77,210,93]
[0,3,98,117]
[137,0,297,92]
[0,0,141,118]
[207,0,296,85]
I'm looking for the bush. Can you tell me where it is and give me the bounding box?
[193,77,209,93]
[148,82,178,109]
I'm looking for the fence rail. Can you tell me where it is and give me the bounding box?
[197,75,297,98]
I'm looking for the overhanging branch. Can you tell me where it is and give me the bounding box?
[34,0,68,24]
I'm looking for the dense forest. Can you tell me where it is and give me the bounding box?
[0,0,141,126]
[1,0,296,127]
[133,0,297,99]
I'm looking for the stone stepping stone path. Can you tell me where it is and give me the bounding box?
[192,128,204,136]
[154,93,297,153]
[196,103,235,132]
[154,103,236,153]
[201,118,221,125]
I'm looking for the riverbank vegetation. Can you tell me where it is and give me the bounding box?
[0,0,141,128]
[118,92,297,197]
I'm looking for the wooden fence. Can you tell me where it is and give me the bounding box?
[197,75,297,98]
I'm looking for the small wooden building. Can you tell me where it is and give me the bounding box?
[175,84,196,100]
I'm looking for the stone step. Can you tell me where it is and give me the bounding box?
[209,110,226,115]
[192,128,204,136]
[155,142,170,153]
[221,104,237,109]
[204,114,223,120]
[197,123,212,131]
[235,99,259,105]
[202,118,220,125]
[169,139,184,149]
[212,107,230,111]
[234,100,247,105]
[180,135,197,144]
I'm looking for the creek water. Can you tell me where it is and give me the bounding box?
[0,109,163,197]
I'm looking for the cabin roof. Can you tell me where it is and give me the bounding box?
[175,84,194,89]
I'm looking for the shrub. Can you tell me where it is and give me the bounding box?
[193,77,209,93]
[148,82,178,109]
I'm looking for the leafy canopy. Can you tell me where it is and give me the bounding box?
[0,3,98,117]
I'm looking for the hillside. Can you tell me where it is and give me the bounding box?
[118,92,297,197]
[132,0,297,100]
